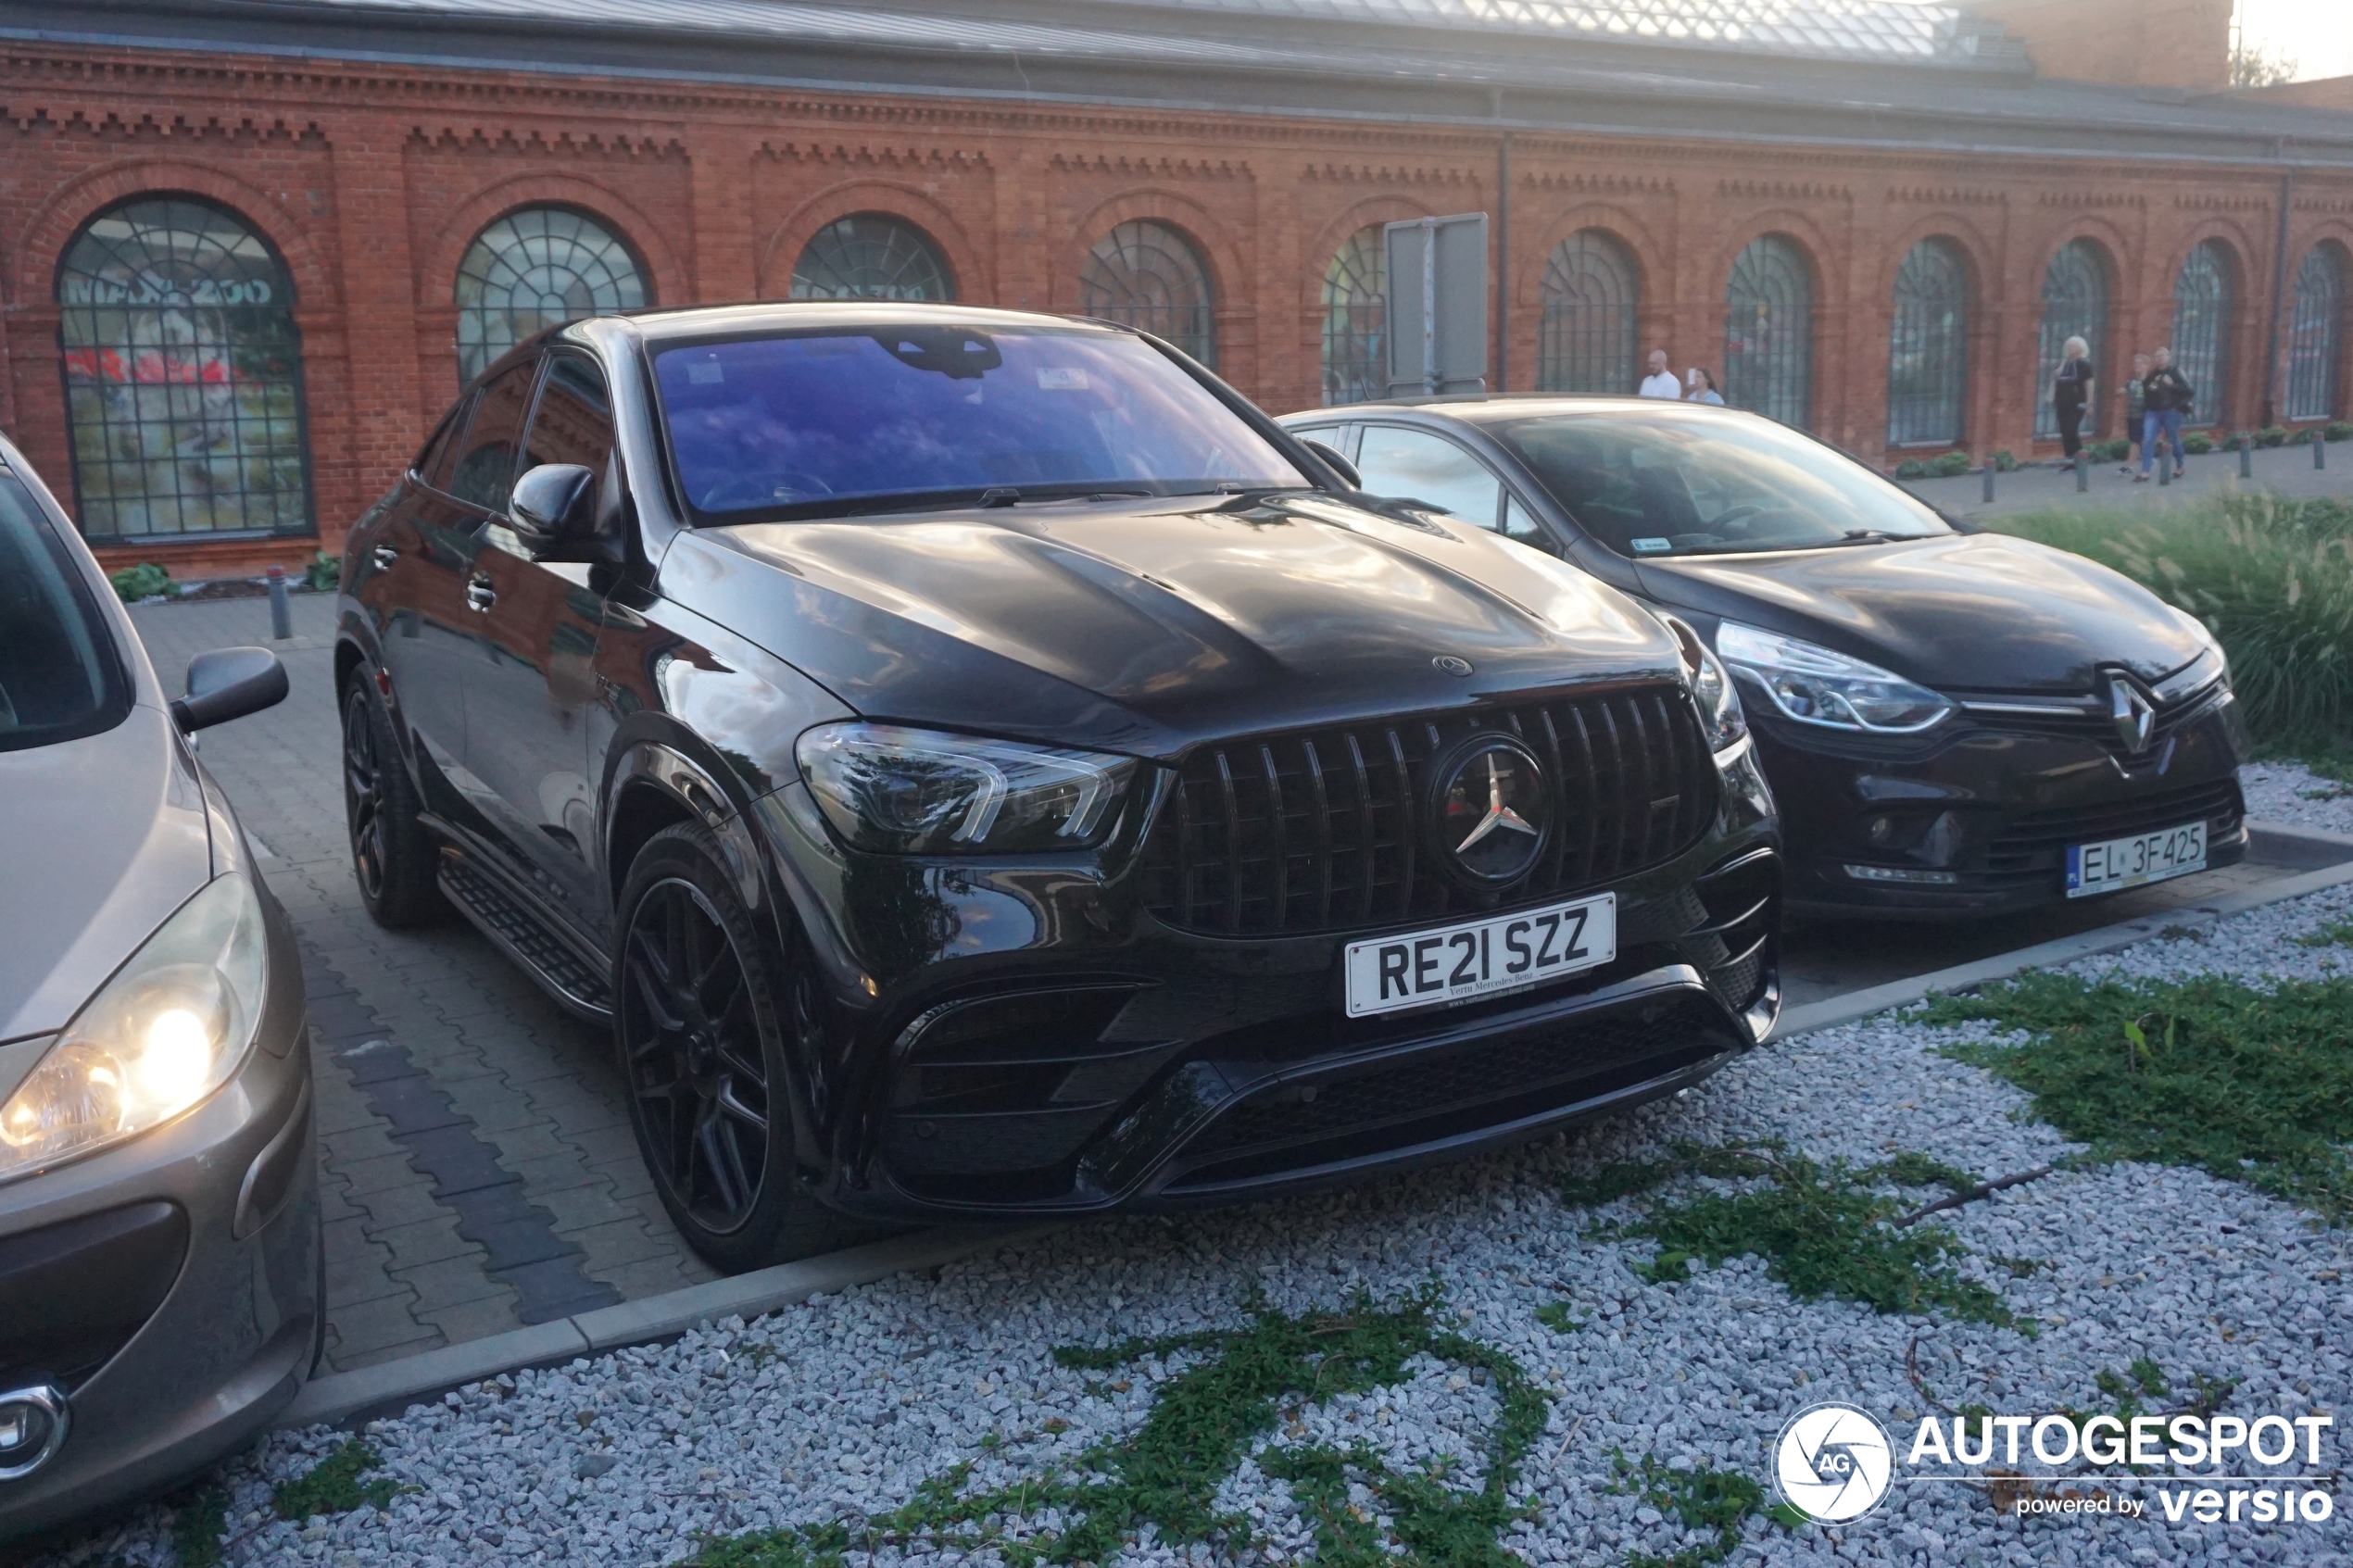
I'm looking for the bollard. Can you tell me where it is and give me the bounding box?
[267,564,291,640]
[2158,451,2171,486]
[2075,451,2088,492]
[2239,433,2254,480]
[1982,464,1995,503]
[2318,433,2329,471]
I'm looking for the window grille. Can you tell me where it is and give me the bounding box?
[2285,245,2347,423]
[1722,235,1812,428]
[2033,240,2108,440]
[790,214,954,302]
[57,196,313,541]
[2170,241,2233,430]
[1320,226,1387,406]
[1077,220,1215,366]
[1885,238,1968,448]
[1537,230,1640,395]
[455,207,647,384]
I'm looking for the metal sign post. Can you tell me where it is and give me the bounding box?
[1384,214,1489,397]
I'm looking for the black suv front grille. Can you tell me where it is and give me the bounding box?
[1137,684,1717,937]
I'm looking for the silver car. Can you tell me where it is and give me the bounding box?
[0,436,318,1538]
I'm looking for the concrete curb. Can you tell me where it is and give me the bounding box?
[1767,818,2353,1043]
[283,1223,1063,1429]
[280,820,2353,1427]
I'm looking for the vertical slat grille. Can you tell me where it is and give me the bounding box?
[1138,684,1718,937]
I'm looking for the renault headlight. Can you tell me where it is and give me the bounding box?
[1658,615,1747,755]
[1715,622,1951,734]
[0,872,269,1184]
[797,724,1138,855]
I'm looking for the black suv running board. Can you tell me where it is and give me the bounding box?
[434,847,613,1022]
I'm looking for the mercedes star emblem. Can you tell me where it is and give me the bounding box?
[1432,738,1551,885]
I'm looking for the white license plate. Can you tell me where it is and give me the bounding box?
[2066,821,2207,897]
[1343,894,1617,1018]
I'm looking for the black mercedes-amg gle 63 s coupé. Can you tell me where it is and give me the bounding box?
[335,304,1778,1269]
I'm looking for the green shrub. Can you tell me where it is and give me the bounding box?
[2258,425,2289,447]
[1991,494,2353,754]
[1932,449,1972,478]
[306,550,340,592]
[1992,449,2020,472]
[108,562,177,603]
[1894,458,1927,479]
[2090,438,2130,462]
[2327,421,2353,444]
[2183,430,2213,456]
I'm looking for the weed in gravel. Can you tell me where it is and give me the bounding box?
[272,1438,407,1521]
[1566,1143,2024,1329]
[694,1286,1549,1568]
[1532,1302,1583,1333]
[169,1484,230,1568]
[1607,1450,1791,1568]
[2293,919,2353,948]
[1928,972,2353,1223]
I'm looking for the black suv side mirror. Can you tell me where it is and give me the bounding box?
[509,463,599,556]
[173,646,288,733]
[1300,438,1362,491]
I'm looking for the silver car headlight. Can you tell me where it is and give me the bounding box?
[796,723,1138,855]
[0,872,269,1184]
[1715,622,1952,734]
[1658,615,1747,755]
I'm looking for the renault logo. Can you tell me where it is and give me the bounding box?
[2108,674,2157,753]
[1430,738,1550,886]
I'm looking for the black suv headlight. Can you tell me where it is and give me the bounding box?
[1658,614,1748,756]
[796,723,1139,855]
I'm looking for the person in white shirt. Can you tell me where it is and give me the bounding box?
[1638,349,1681,399]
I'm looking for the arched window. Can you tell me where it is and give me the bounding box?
[1537,230,1639,395]
[1078,220,1214,366]
[2034,239,2109,439]
[2285,244,2347,422]
[1722,235,1813,428]
[2170,240,2234,429]
[1320,226,1386,407]
[455,207,647,383]
[1886,238,1969,449]
[57,195,312,541]
[789,214,953,302]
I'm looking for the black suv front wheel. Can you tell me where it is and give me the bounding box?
[613,822,857,1270]
[342,680,442,928]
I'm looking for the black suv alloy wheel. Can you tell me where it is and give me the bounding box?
[340,681,441,927]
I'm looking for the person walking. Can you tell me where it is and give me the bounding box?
[1685,368,1725,406]
[2120,352,2151,476]
[1639,349,1682,399]
[2138,345,2193,483]
[2051,336,2096,464]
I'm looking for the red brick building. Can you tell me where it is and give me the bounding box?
[6,0,2353,577]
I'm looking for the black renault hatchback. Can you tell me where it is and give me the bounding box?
[1280,398,2248,919]
[336,305,1776,1268]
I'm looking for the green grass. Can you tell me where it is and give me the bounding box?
[272,1438,407,1521]
[1607,1450,1787,1568]
[1562,1142,2026,1329]
[1987,494,2353,759]
[169,1484,229,1568]
[1927,972,2353,1224]
[695,1286,1550,1568]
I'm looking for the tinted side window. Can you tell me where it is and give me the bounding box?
[1354,425,1502,531]
[0,470,130,751]
[445,360,541,513]
[414,391,479,493]
[520,354,619,515]
[1502,493,1555,553]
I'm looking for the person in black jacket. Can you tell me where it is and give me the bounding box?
[2052,336,2096,462]
[2138,345,2193,482]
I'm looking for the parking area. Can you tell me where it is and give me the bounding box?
[127,591,2348,1377]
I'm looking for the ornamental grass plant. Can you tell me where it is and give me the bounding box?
[1991,494,2353,768]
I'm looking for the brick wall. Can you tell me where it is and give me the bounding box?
[3,38,2348,575]
[1968,0,2234,91]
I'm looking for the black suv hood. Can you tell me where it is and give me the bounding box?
[1633,533,2208,696]
[661,494,1682,757]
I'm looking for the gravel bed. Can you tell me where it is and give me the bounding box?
[2242,760,2353,837]
[33,886,2353,1568]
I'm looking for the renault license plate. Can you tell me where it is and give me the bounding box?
[2066,821,2206,897]
[1343,894,1616,1018]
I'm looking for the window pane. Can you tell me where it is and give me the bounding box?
[1320,226,1387,407]
[1886,239,1968,448]
[1538,231,1639,395]
[1354,426,1502,528]
[57,196,314,541]
[1077,221,1214,367]
[444,361,540,513]
[2285,245,2347,423]
[455,207,647,384]
[2170,241,2233,429]
[1503,494,1554,552]
[790,215,953,302]
[1722,236,1812,429]
[0,470,129,751]
[2034,240,2108,439]
[519,354,619,517]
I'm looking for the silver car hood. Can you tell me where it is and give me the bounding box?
[0,704,214,1045]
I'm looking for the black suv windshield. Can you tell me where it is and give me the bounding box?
[654,326,1309,521]
[0,468,128,752]
[1491,407,1952,558]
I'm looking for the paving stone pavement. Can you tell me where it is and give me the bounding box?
[130,593,718,1375]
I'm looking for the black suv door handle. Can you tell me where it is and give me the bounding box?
[465,572,497,613]
[371,545,397,571]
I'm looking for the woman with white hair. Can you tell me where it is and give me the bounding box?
[2051,334,2096,463]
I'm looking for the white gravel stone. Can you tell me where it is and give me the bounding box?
[26,884,2353,1568]
[2242,760,2353,838]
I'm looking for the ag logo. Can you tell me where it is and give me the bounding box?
[1772,1402,1894,1523]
